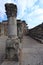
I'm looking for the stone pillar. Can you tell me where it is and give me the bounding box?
[5,3,17,38]
[8,17,17,38]
[17,20,23,42]
[5,3,20,61]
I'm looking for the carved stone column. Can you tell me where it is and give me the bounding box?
[5,3,20,61]
[5,3,17,38]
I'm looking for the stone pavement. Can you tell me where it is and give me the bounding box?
[1,61,19,65]
[1,36,43,65]
[21,36,43,65]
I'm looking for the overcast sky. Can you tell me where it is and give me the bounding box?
[0,0,43,29]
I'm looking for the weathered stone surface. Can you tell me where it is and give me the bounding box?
[8,17,17,37]
[5,3,20,61]
[5,38,20,61]
[1,61,19,65]
[29,23,43,39]
[5,3,17,18]
[17,20,23,43]
[5,3,17,37]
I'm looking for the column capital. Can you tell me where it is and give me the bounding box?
[5,3,17,18]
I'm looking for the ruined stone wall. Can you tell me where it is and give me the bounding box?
[29,23,43,39]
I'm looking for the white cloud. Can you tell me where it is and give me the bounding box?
[28,8,43,17]
[15,0,38,19]
[39,0,43,4]
[26,0,37,8]
[15,0,27,18]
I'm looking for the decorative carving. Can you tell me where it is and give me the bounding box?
[5,3,17,18]
[5,38,19,61]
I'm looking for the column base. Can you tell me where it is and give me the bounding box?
[5,37,20,62]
